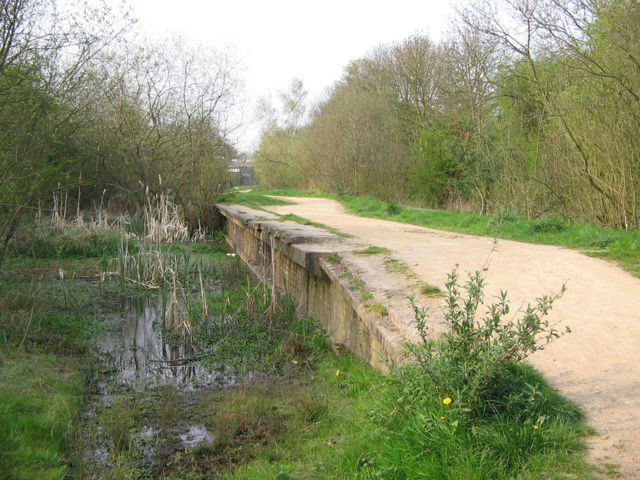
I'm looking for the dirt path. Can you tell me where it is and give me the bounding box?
[266,196,640,478]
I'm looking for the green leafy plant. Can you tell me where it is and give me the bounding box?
[325,253,340,264]
[420,283,442,296]
[407,269,568,413]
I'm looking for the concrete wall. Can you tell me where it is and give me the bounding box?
[217,204,407,370]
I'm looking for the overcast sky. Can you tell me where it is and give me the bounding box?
[129,0,458,152]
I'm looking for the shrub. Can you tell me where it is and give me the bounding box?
[407,269,568,413]
[529,215,568,234]
[386,202,402,216]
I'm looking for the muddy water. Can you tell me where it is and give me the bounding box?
[83,294,237,475]
[95,295,230,387]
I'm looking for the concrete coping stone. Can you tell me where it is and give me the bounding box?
[217,203,340,245]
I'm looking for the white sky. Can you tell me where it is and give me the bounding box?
[129,0,458,152]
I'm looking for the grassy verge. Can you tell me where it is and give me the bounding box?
[0,256,102,480]
[0,352,85,480]
[169,352,596,480]
[230,189,640,277]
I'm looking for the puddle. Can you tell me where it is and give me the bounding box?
[95,296,233,388]
[83,293,232,474]
[179,425,214,448]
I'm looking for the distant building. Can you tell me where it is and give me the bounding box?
[228,158,254,186]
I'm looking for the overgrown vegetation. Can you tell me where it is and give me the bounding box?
[0,0,239,270]
[0,207,601,478]
[254,0,640,233]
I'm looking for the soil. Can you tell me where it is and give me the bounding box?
[266,196,640,479]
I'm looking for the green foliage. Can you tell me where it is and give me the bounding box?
[386,202,402,216]
[407,270,567,412]
[353,245,391,255]
[10,224,132,259]
[0,353,84,480]
[325,252,341,264]
[420,283,443,296]
[528,215,568,234]
[197,286,328,372]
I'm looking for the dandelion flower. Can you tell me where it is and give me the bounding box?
[533,425,539,430]
[443,397,452,406]
[336,370,340,376]
[441,416,445,420]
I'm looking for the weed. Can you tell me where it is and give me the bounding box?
[353,246,390,255]
[384,256,410,275]
[386,202,402,216]
[325,252,340,264]
[407,269,568,412]
[105,396,134,453]
[489,206,520,229]
[361,291,372,301]
[366,302,388,316]
[529,215,568,234]
[297,389,329,423]
[420,283,443,296]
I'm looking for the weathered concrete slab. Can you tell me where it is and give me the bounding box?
[216,202,431,369]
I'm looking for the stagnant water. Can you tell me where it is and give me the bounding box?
[83,294,237,474]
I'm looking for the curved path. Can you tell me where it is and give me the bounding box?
[266,196,640,478]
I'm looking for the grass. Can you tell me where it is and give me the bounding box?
[384,256,413,276]
[420,283,443,296]
[164,352,596,480]
[325,252,341,264]
[365,302,388,316]
[353,245,391,255]
[233,189,640,278]
[0,352,85,480]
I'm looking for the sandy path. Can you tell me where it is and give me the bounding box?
[266,197,640,478]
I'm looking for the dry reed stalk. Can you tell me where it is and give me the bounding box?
[166,274,180,332]
[143,187,189,245]
[199,266,208,322]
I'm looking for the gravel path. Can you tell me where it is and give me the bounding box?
[266,196,640,478]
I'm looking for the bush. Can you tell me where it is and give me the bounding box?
[407,269,568,413]
[529,215,568,234]
[386,202,403,216]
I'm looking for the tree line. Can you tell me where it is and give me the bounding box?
[255,0,640,230]
[0,0,240,266]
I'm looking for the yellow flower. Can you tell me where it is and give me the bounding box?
[533,425,539,430]
[336,370,341,376]
[441,416,445,420]
[443,397,452,406]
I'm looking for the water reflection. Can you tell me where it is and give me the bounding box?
[96,296,227,387]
